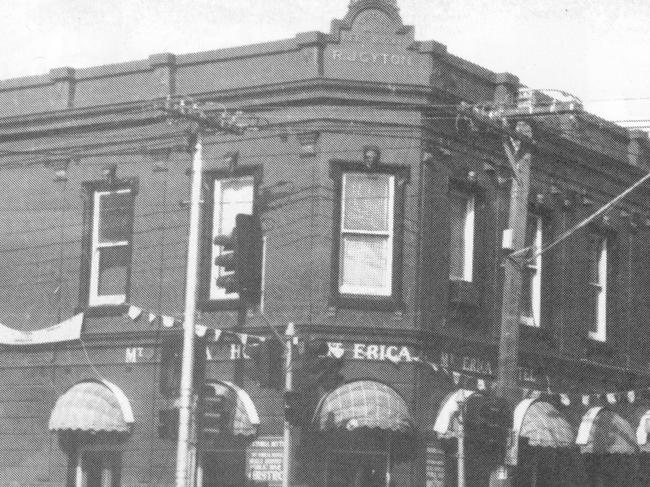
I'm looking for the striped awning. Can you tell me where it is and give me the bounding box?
[313,381,414,433]
[49,380,134,433]
[203,381,259,436]
[625,408,650,453]
[434,389,476,438]
[514,399,575,448]
[577,407,639,454]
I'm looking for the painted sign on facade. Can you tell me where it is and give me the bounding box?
[246,435,284,486]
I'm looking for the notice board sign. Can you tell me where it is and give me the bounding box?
[426,445,445,487]
[246,435,284,486]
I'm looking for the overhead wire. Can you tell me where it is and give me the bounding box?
[513,169,650,264]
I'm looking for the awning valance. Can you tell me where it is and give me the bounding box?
[514,399,575,448]
[434,389,476,438]
[313,381,413,433]
[49,379,134,433]
[576,407,639,454]
[203,381,259,436]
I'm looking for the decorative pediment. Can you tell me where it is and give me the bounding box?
[331,0,414,40]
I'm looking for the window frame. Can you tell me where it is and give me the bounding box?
[329,159,409,311]
[521,213,543,328]
[79,178,137,312]
[338,171,395,297]
[588,233,609,342]
[448,188,476,282]
[198,166,261,311]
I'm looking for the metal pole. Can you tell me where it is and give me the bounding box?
[457,394,465,487]
[176,132,203,487]
[283,322,295,487]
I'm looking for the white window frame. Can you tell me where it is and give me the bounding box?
[449,191,475,282]
[338,172,395,297]
[588,236,608,342]
[88,188,132,307]
[522,215,543,327]
[209,176,255,301]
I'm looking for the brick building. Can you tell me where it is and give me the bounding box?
[0,1,649,486]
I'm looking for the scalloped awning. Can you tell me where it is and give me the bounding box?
[313,380,413,433]
[48,380,134,433]
[203,381,259,436]
[577,407,638,454]
[515,399,575,448]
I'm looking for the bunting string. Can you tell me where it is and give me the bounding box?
[413,356,650,408]
[125,303,650,407]
[125,304,266,345]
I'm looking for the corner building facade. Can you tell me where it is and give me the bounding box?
[0,1,650,487]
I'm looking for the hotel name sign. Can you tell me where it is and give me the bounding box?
[125,341,538,383]
[223,342,539,383]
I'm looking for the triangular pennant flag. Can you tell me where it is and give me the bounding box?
[148,313,157,324]
[606,393,617,405]
[128,306,143,321]
[452,372,461,385]
[560,394,571,407]
[477,379,486,391]
[239,334,248,346]
[213,330,222,342]
[162,316,175,328]
[582,395,590,407]
[195,325,207,337]
[628,391,636,403]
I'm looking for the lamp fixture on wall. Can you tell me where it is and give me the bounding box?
[362,146,381,170]
[224,151,239,173]
[102,163,118,183]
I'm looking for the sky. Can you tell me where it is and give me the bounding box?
[1,0,649,130]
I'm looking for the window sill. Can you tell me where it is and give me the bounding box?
[329,294,404,313]
[198,298,244,313]
[448,279,480,308]
[519,321,554,346]
[583,337,614,357]
[79,304,130,318]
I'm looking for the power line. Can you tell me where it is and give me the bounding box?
[517,169,650,264]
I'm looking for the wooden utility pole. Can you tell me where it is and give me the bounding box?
[495,129,532,471]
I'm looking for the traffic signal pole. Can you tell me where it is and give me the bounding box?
[176,131,203,487]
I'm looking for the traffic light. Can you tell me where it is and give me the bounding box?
[213,213,263,304]
[200,385,233,438]
[247,339,284,390]
[464,395,512,447]
[158,408,179,439]
[284,390,306,426]
[296,338,344,391]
